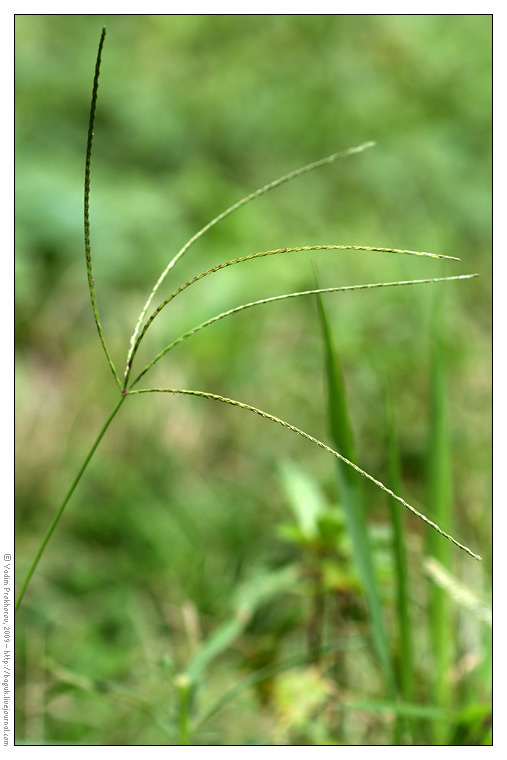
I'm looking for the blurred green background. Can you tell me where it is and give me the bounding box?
[15,15,491,745]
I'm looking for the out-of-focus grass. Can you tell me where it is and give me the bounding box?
[15,15,491,745]
[426,300,453,743]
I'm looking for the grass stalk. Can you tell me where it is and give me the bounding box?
[15,28,488,747]
[16,28,482,641]
[15,395,126,613]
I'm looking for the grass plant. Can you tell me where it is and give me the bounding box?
[15,25,488,745]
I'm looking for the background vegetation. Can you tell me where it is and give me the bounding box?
[15,14,491,745]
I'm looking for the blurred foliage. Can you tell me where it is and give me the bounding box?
[15,15,491,745]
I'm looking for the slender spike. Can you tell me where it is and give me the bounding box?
[127,387,482,561]
[125,141,377,376]
[123,244,463,387]
[84,27,121,389]
[130,274,479,388]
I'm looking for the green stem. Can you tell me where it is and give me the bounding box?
[15,395,127,614]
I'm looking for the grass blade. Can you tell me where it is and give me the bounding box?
[316,294,396,696]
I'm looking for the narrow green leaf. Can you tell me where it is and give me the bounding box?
[316,294,396,695]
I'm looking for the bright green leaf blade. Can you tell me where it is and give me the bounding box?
[316,294,396,696]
